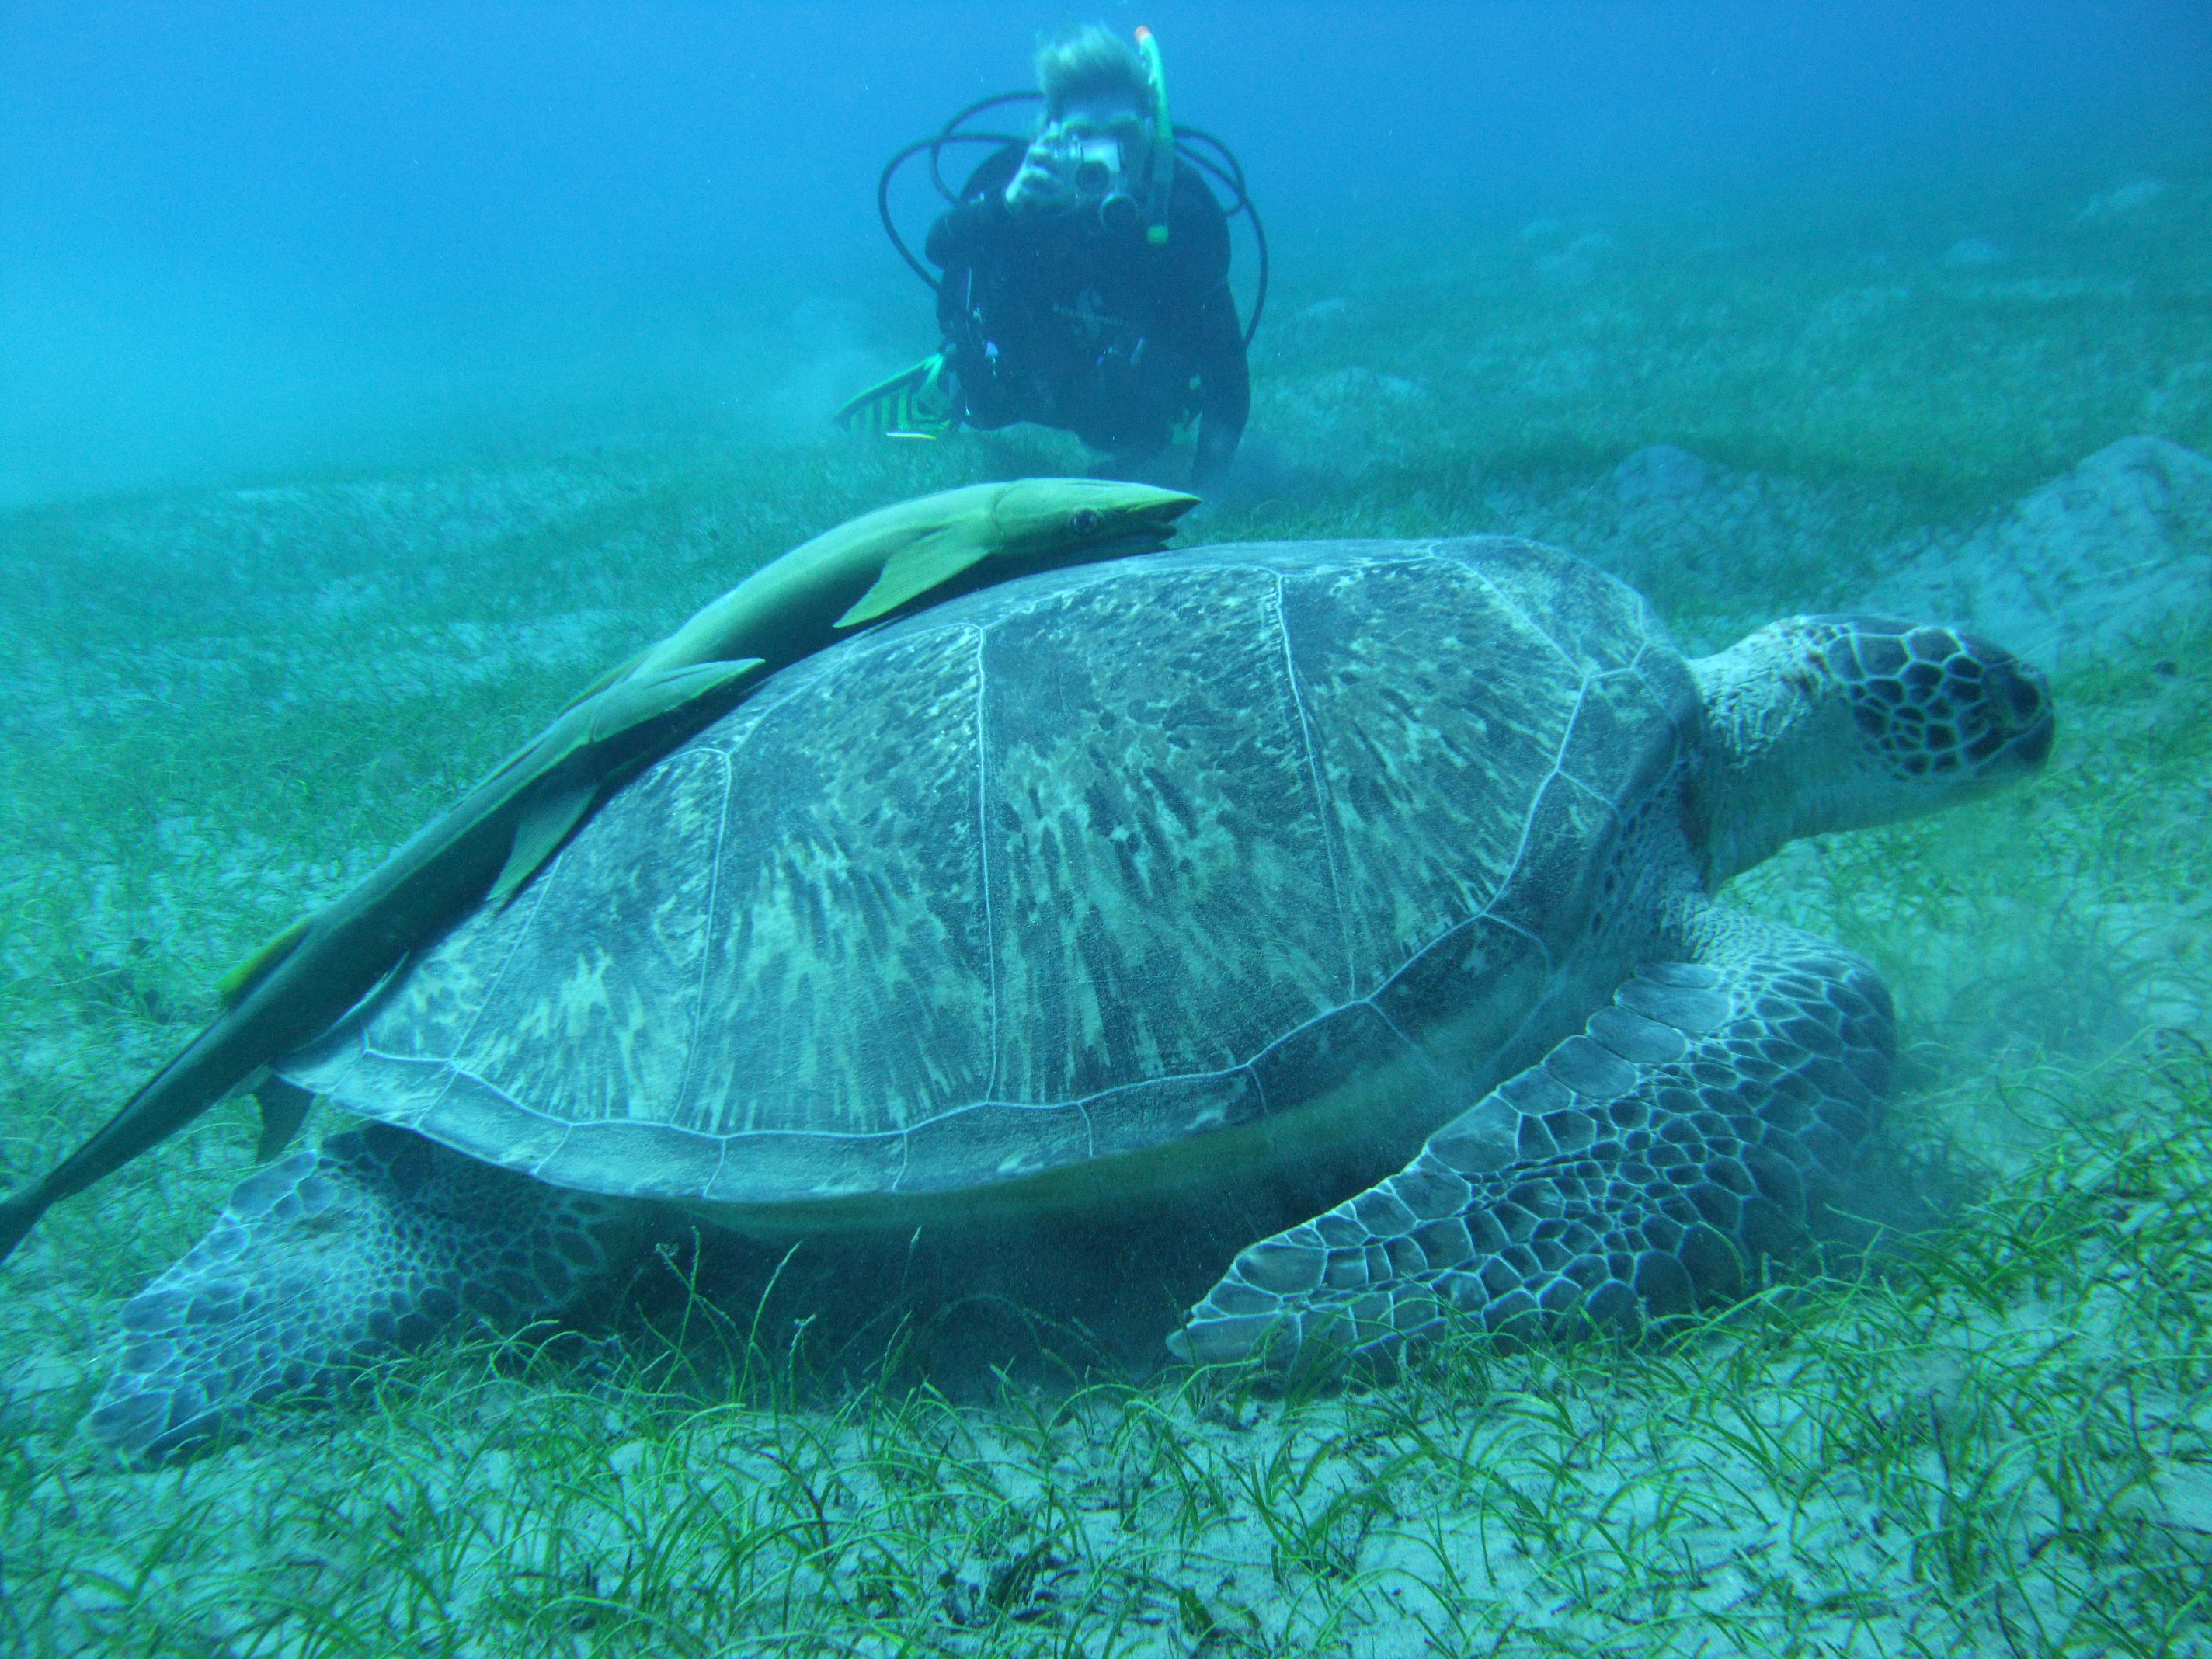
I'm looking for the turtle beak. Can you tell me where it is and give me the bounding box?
[1947,631,2054,781]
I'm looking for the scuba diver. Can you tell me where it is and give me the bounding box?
[839,25,1262,487]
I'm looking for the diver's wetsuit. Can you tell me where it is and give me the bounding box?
[927,144,1250,481]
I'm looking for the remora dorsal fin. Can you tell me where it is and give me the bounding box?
[214,916,313,1008]
[835,527,992,629]
[555,646,650,715]
[577,658,765,744]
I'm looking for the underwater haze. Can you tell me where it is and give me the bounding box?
[2,0,2207,500]
[5,2,2212,1655]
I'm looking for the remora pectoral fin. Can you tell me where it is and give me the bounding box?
[252,1076,316,1161]
[835,529,990,629]
[488,658,766,907]
[215,916,313,1008]
[489,778,599,906]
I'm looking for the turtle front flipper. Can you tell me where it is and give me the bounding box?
[86,1124,640,1462]
[1173,909,1895,1369]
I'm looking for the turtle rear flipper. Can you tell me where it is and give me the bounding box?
[1173,906,1896,1369]
[86,1125,639,1463]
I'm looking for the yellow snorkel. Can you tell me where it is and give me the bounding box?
[1135,25,1174,245]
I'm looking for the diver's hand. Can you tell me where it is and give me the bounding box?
[1003,141,1076,216]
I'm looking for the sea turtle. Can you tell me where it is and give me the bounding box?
[88,534,2054,1459]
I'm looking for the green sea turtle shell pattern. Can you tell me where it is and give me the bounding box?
[279,538,1706,1208]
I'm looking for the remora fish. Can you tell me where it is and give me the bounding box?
[530,477,1198,897]
[0,478,1198,1266]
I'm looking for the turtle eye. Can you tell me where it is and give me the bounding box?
[1070,507,1103,535]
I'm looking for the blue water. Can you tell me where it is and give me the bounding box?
[3,1,2205,503]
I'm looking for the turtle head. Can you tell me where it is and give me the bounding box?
[989,478,1201,566]
[1689,614,2054,882]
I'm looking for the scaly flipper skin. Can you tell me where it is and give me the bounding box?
[87,1123,636,1462]
[1173,906,1895,1367]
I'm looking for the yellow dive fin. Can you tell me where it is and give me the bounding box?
[833,353,958,440]
[215,916,313,1008]
[835,528,994,629]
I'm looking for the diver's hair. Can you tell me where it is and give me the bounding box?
[1035,23,1149,122]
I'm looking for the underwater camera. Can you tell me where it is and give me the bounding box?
[1063,134,1124,198]
[1070,134,1135,226]
[874,25,1268,347]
